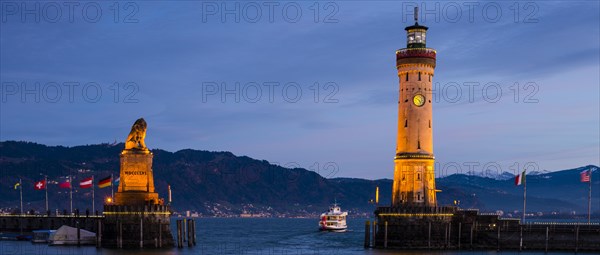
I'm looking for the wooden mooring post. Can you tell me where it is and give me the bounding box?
[575,225,579,252]
[470,223,474,249]
[448,222,452,247]
[458,222,461,249]
[497,224,501,251]
[364,221,370,248]
[158,219,162,248]
[77,221,81,247]
[384,221,388,248]
[140,217,144,248]
[176,220,183,248]
[444,223,448,247]
[372,221,377,248]
[96,218,102,248]
[187,219,192,247]
[118,220,123,248]
[428,221,432,249]
[191,219,197,245]
[545,226,549,252]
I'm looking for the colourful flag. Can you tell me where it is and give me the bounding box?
[515,170,526,186]
[98,176,112,188]
[114,177,120,185]
[581,169,591,182]
[80,177,93,188]
[34,180,46,190]
[59,180,71,189]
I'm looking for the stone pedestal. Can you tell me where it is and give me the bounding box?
[114,150,160,205]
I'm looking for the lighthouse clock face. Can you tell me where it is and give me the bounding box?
[413,94,425,107]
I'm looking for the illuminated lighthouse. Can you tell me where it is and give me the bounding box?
[391,7,437,207]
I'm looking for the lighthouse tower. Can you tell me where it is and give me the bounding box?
[391,7,437,207]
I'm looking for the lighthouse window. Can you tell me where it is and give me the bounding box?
[418,72,421,81]
[429,120,431,128]
[406,73,409,81]
[429,75,431,82]
[404,119,408,127]
[417,192,422,200]
[417,173,421,181]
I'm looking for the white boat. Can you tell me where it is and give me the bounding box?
[48,225,96,246]
[319,203,348,232]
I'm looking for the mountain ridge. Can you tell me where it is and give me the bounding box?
[0,141,597,217]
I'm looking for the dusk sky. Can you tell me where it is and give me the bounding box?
[1,1,598,179]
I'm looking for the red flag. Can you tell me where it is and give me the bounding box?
[79,177,93,188]
[34,180,46,190]
[581,170,591,182]
[59,180,71,189]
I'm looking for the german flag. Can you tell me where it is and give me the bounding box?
[98,176,112,188]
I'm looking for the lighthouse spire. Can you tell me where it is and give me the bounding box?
[414,7,418,23]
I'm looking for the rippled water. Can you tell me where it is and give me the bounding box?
[0,218,584,255]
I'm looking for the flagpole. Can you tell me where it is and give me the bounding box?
[69,175,73,214]
[111,173,114,200]
[92,176,95,213]
[19,178,23,215]
[523,170,527,223]
[45,176,49,213]
[588,169,592,224]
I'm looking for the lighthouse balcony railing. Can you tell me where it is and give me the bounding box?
[396,48,437,60]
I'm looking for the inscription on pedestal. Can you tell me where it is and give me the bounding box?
[118,152,154,192]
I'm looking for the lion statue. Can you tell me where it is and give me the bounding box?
[125,118,148,150]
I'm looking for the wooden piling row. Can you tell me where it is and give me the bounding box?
[175,218,197,248]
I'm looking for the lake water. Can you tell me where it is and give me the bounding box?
[0,218,586,255]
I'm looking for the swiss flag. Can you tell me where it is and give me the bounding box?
[34,180,46,190]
